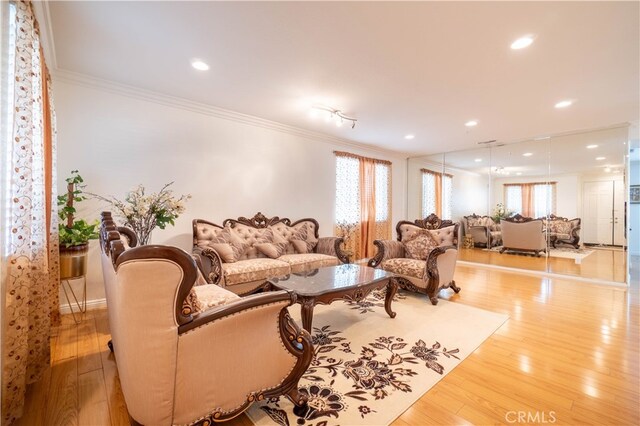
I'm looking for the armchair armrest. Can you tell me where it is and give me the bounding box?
[175,290,313,422]
[192,246,224,285]
[368,239,405,267]
[425,246,458,286]
[316,236,349,263]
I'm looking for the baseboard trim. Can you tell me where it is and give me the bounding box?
[457,261,628,289]
[59,298,107,315]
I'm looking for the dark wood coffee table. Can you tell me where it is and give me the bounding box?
[269,264,397,332]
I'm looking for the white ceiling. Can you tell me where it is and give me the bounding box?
[46,1,639,155]
[415,126,629,177]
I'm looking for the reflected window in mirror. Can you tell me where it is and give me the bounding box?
[421,169,453,219]
[503,182,556,218]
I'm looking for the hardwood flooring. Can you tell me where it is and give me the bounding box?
[16,257,639,426]
[458,246,627,282]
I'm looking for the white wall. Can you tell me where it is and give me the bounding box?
[54,79,407,305]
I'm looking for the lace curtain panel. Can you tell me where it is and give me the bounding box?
[334,152,391,260]
[1,1,60,423]
[421,169,453,219]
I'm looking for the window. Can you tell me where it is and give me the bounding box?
[335,151,391,259]
[421,169,453,220]
[504,182,556,218]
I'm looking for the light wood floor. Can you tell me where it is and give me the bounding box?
[17,258,639,426]
[458,246,627,282]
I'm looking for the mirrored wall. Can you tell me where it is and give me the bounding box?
[407,125,630,284]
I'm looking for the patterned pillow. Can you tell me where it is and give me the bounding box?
[208,225,249,263]
[403,230,440,260]
[290,223,317,254]
[255,228,288,258]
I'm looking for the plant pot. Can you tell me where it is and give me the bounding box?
[59,243,89,280]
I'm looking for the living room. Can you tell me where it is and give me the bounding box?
[1,1,638,426]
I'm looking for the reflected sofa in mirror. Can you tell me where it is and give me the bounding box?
[407,125,629,284]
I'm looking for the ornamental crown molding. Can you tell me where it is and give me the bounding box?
[51,68,409,160]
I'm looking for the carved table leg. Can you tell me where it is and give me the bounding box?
[300,298,315,333]
[385,279,397,319]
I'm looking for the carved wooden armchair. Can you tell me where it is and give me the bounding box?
[463,213,502,248]
[541,214,581,248]
[99,213,313,425]
[368,214,460,305]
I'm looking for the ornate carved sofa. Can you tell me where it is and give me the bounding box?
[368,214,460,305]
[540,214,581,248]
[99,213,313,425]
[500,214,547,256]
[462,214,502,248]
[192,212,349,295]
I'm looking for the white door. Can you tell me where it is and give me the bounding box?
[583,181,614,245]
[613,180,626,246]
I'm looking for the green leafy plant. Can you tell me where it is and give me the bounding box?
[58,170,99,248]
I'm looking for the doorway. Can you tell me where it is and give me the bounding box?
[582,180,626,246]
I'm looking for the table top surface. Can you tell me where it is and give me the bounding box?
[269,264,394,297]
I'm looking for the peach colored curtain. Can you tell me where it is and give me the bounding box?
[521,184,534,217]
[359,159,377,258]
[434,173,443,217]
[2,1,60,423]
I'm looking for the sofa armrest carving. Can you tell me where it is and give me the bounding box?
[192,246,224,285]
[316,236,349,263]
[116,226,137,248]
[368,239,405,267]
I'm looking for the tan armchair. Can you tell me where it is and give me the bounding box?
[463,213,502,248]
[99,213,313,425]
[500,214,547,256]
[368,214,460,305]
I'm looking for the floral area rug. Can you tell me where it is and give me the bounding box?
[246,289,508,426]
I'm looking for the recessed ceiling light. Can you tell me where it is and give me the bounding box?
[404,134,415,140]
[555,100,573,109]
[516,172,523,176]
[465,120,478,127]
[474,158,482,163]
[604,167,611,173]
[511,36,535,50]
[596,157,606,161]
[586,144,598,149]
[191,60,210,71]
[523,152,533,157]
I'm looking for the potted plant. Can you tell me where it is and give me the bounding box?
[492,203,514,223]
[58,171,99,279]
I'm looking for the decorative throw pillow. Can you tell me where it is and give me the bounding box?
[290,223,317,254]
[255,228,288,258]
[208,225,249,263]
[403,230,440,260]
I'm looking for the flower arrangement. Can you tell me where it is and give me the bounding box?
[93,182,191,245]
[492,203,513,223]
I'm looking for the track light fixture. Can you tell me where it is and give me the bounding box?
[310,104,357,129]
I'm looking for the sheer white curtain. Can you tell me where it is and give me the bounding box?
[421,171,436,217]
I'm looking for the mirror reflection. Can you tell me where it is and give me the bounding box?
[407,126,629,283]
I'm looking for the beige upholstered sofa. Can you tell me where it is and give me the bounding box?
[99,213,313,425]
[368,214,460,305]
[192,212,349,295]
[500,214,547,256]
[462,214,502,248]
[540,214,581,248]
